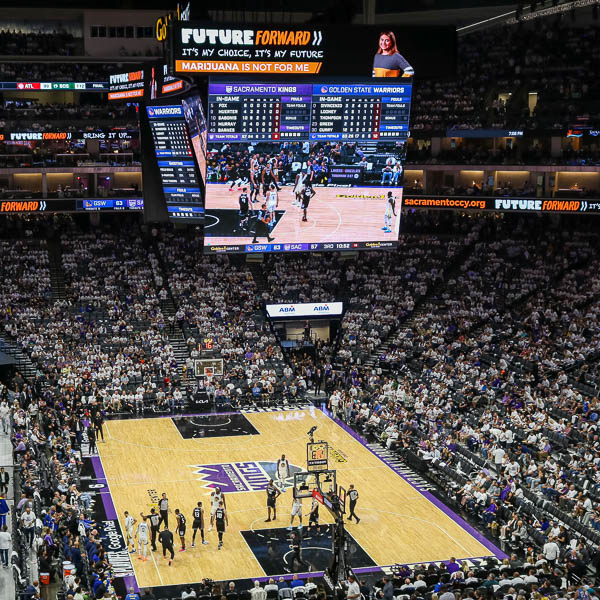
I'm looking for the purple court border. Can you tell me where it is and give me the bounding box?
[318,404,507,560]
[91,455,140,593]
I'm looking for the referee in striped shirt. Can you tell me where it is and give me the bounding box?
[348,484,360,524]
[158,493,170,529]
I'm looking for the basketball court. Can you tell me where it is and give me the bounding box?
[95,406,501,589]
[203,183,402,247]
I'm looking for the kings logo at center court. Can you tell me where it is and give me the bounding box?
[190,460,303,493]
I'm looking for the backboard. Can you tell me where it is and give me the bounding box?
[195,358,223,378]
[293,469,337,500]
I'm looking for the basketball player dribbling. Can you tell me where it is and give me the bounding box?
[208,487,225,531]
[382,191,397,233]
[276,454,290,491]
[252,203,274,244]
[301,184,316,222]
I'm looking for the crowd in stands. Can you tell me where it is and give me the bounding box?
[0,61,112,82]
[0,14,600,600]
[0,29,82,56]
[411,21,600,132]
[0,211,598,600]
[0,17,596,134]
[0,101,138,129]
[206,141,403,189]
[406,145,600,168]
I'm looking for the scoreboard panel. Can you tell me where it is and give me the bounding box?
[146,104,204,221]
[207,81,411,142]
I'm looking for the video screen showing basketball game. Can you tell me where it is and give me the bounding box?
[203,80,411,253]
[204,140,404,253]
[182,94,208,185]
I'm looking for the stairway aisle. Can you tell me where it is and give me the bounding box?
[0,427,15,600]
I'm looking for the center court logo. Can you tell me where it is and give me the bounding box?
[191,460,303,493]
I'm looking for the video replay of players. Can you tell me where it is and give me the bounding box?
[203,80,411,253]
[203,139,405,253]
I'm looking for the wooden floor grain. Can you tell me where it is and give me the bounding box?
[98,409,492,587]
[204,184,402,246]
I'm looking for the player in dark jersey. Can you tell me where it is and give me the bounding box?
[174,508,186,551]
[251,203,274,244]
[265,479,281,522]
[250,155,262,203]
[261,157,279,197]
[307,496,321,534]
[235,187,250,233]
[214,501,228,550]
[228,162,249,191]
[191,501,208,547]
[301,184,316,223]
[143,507,161,551]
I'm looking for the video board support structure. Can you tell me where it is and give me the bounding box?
[294,432,350,592]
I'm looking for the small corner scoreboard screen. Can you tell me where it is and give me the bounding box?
[109,69,145,101]
[203,79,410,254]
[307,441,328,472]
[207,82,411,142]
[146,103,204,221]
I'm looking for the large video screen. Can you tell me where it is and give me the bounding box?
[203,79,410,253]
[146,103,204,221]
[203,140,404,253]
[171,23,455,79]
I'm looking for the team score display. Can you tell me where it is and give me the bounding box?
[207,82,412,142]
[203,140,404,254]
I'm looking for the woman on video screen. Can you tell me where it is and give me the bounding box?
[372,31,414,78]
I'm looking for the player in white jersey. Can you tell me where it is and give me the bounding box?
[382,191,397,233]
[266,184,279,225]
[276,454,290,491]
[208,487,225,531]
[124,511,137,553]
[288,496,303,529]
[136,515,150,561]
[293,171,307,206]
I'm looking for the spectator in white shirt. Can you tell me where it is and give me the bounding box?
[0,524,11,567]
